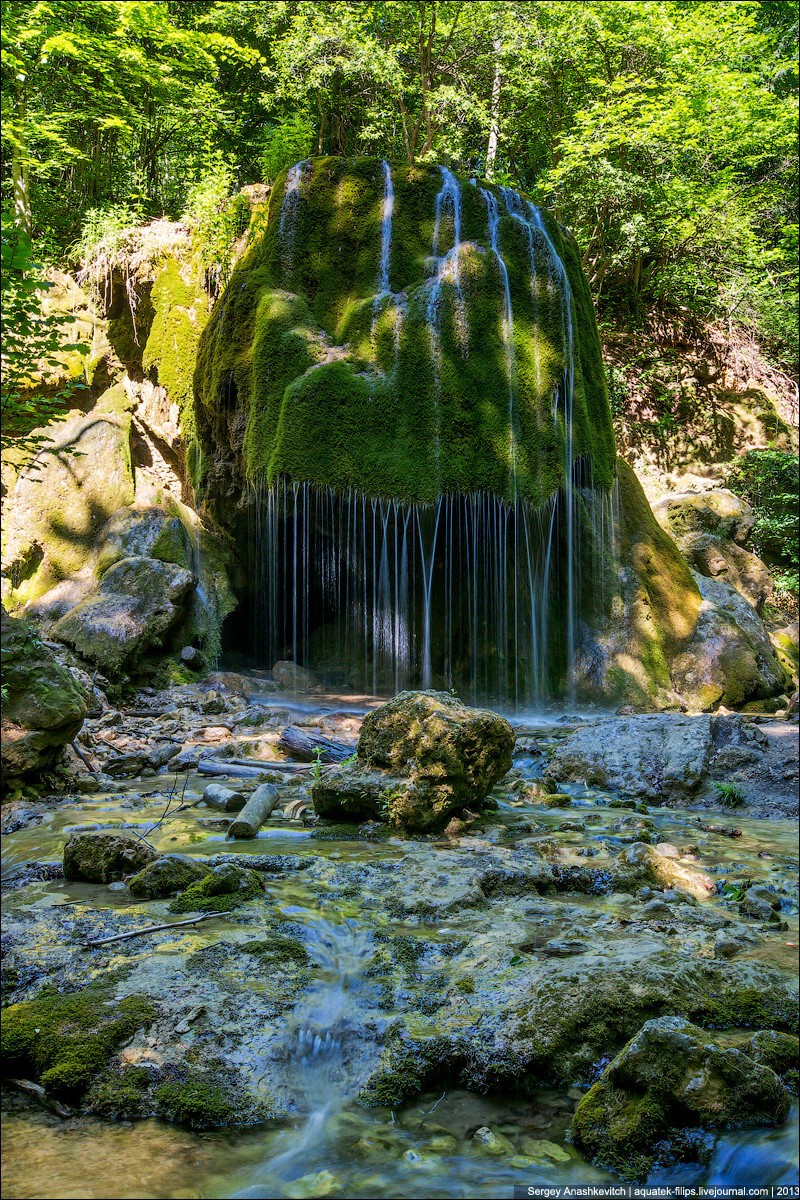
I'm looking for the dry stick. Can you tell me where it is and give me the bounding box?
[70,740,96,773]
[81,911,228,949]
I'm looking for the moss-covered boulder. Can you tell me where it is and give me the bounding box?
[0,606,88,777]
[194,157,615,508]
[571,1016,791,1180]
[63,831,160,882]
[128,854,211,899]
[313,690,514,831]
[1,384,135,609]
[746,1030,800,1092]
[0,985,155,1099]
[168,863,265,912]
[51,555,194,672]
[95,506,191,576]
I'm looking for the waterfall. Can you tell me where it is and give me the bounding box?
[481,187,517,495]
[376,160,393,297]
[243,166,619,710]
[249,481,577,708]
[426,167,467,485]
[279,160,307,283]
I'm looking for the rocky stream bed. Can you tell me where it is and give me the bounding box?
[1,678,798,1198]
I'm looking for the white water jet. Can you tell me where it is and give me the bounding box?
[376,159,393,297]
[481,187,517,495]
[279,160,307,283]
[426,166,467,485]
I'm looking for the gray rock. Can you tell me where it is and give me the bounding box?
[272,660,319,691]
[52,556,195,672]
[180,645,205,670]
[0,607,88,777]
[63,830,159,882]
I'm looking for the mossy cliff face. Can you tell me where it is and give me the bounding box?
[194,157,616,507]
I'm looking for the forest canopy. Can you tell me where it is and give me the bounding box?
[1,0,798,367]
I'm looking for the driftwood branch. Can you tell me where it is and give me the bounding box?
[278,725,353,763]
[81,911,228,948]
[7,1078,73,1118]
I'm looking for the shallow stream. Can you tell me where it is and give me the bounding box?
[2,700,798,1199]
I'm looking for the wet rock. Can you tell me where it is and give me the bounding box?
[746,1031,800,1090]
[714,929,751,959]
[63,831,160,883]
[471,1126,514,1156]
[95,507,191,575]
[738,893,776,922]
[547,714,712,801]
[744,884,782,910]
[272,660,319,691]
[617,843,714,899]
[168,863,265,913]
[180,646,205,671]
[51,557,195,672]
[519,1138,571,1163]
[1,607,88,776]
[128,855,212,899]
[314,691,514,832]
[571,1015,791,1180]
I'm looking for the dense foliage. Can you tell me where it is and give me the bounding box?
[2,0,797,369]
[726,449,799,599]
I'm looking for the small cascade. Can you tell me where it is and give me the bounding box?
[234,918,379,1199]
[248,480,586,707]
[376,159,393,297]
[481,187,517,493]
[278,160,307,282]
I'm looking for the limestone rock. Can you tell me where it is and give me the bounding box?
[313,691,514,831]
[0,607,88,777]
[95,506,191,575]
[128,855,211,899]
[64,831,159,882]
[571,1015,790,1180]
[652,489,755,546]
[547,713,713,801]
[51,556,194,672]
[1,386,135,608]
[617,842,714,899]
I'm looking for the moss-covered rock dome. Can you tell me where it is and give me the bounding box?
[193,157,615,507]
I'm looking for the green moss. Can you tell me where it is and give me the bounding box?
[572,1082,668,1180]
[168,863,265,913]
[0,986,156,1099]
[86,1064,153,1119]
[143,259,209,443]
[194,157,616,508]
[240,935,309,966]
[154,1077,238,1129]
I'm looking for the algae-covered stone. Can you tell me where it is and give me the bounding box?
[746,1030,799,1090]
[314,690,514,831]
[95,506,191,575]
[168,863,265,913]
[0,984,155,1099]
[0,606,88,776]
[64,830,160,882]
[128,854,211,899]
[571,1015,790,1180]
[51,556,194,672]
[617,842,714,899]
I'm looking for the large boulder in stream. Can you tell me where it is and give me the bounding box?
[0,606,88,778]
[51,556,194,672]
[64,831,160,882]
[571,1016,791,1180]
[313,690,515,832]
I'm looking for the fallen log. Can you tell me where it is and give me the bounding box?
[227,784,280,839]
[7,1078,72,1119]
[694,821,743,838]
[197,759,267,779]
[278,725,353,763]
[202,784,247,812]
[81,911,228,948]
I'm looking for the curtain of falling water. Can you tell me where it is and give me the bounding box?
[248,481,616,706]
[250,162,619,705]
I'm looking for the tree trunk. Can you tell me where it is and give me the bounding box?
[278,725,353,763]
[227,784,280,838]
[12,84,32,235]
[485,38,502,179]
